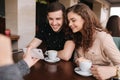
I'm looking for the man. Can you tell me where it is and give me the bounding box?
[27,2,75,61]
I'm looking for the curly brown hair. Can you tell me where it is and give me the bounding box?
[66,3,107,52]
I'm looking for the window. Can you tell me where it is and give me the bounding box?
[110,7,120,17]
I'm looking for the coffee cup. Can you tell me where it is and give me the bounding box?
[79,60,92,73]
[45,50,57,60]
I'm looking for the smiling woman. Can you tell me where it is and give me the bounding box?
[66,3,120,80]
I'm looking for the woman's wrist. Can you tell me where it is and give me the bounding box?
[23,58,31,68]
[112,66,120,80]
[27,44,34,49]
[116,66,120,78]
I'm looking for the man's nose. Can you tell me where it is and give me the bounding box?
[52,20,57,25]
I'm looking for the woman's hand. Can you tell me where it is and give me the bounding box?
[91,65,116,80]
[23,47,40,68]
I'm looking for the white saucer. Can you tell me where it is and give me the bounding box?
[44,57,60,63]
[74,67,92,77]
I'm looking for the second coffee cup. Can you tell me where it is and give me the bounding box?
[45,50,57,60]
[79,60,92,73]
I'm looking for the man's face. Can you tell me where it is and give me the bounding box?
[47,10,63,32]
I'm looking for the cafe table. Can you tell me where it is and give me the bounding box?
[24,60,96,80]
[13,52,96,80]
[13,51,114,80]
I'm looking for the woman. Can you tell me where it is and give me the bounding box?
[66,3,120,80]
[0,34,40,80]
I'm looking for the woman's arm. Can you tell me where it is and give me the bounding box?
[0,64,24,80]
[103,34,120,65]
[17,47,40,76]
[16,60,30,77]
[91,33,120,80]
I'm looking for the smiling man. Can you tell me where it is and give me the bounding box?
[27,2,75,61]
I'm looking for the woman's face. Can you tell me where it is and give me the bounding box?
[67,11,85,33]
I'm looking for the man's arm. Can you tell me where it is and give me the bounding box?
[57,40,75,61]
[27,38,42,49]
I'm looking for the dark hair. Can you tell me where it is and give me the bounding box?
[47,1,65,13]
[47,2,67,27]
[106,15,120,37]
[66,3,107,52]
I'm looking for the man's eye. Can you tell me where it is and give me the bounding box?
[72,20,75,22]
[56,18,61,20]
[49,18,53,20]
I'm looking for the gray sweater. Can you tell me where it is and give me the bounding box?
[0,60,30,80]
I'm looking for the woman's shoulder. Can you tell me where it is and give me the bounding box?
[95,31,111,40]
